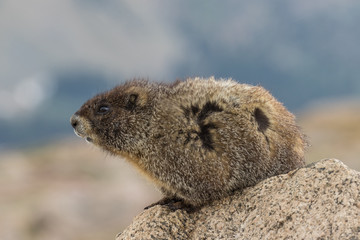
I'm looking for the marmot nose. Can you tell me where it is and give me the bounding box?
[70,114,79,129]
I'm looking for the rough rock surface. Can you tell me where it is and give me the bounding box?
[116,159,360,240]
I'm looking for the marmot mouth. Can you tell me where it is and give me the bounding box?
[73,129,85,138]
[73,129,92,143]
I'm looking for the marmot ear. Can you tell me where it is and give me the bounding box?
[254,107,270,132]
[125,86,148,109]
[129,94,138,104]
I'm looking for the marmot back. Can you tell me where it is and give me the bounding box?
[71,77,307,210]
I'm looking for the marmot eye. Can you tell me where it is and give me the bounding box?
[97,105,110,114]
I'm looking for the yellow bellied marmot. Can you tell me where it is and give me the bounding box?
[70,77,307,210]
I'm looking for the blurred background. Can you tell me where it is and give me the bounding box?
[0,0,359,239]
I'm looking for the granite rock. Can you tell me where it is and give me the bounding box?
[116,159,360,240]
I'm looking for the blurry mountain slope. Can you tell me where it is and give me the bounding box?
[0,139,160,240]
[300,99,360,170]
[0,99,359,240]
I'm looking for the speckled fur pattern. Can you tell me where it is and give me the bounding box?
[71,77,307,208]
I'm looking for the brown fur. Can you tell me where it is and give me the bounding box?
[70,77,307,209]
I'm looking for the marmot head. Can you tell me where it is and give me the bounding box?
[70,80,154,155]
